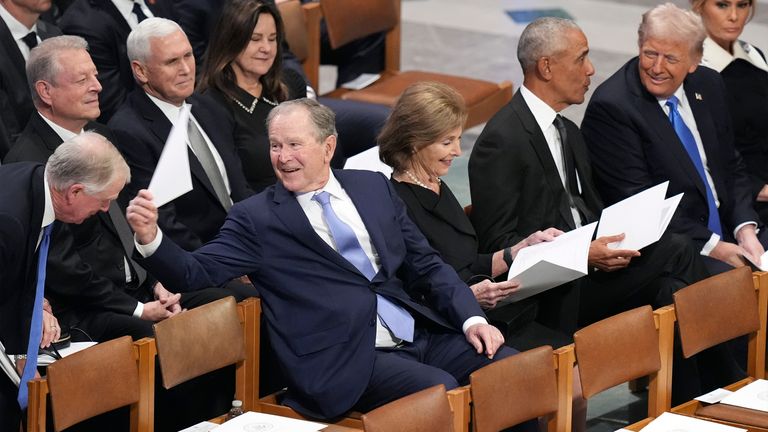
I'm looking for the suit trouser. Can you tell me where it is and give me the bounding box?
[1,374,20,432]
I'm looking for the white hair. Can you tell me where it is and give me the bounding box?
[126,17,183,63]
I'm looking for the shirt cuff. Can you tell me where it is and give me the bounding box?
[133,302,144,319]
[734,221,759,240]
[700,233,721,256]
[134,229,163,257]
[462,316,488,334]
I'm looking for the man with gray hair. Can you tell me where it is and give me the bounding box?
[125,98,536,430]
[0,131,128,431]
[109,17,253,253]
[582,3,767,275]
[4,35,104,163]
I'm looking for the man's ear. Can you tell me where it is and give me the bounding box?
[323,134,337,163]
[35,80,54,107]
[537,57,553,81]
[131,60,149,85]
[64,183,86,203]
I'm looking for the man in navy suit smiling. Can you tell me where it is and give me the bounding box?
[126,98,532,428]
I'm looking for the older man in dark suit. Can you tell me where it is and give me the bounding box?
[581,3,766,275]
[109,18,253,250]
[0,0,60,159]
[125,99,536,431]
[0,132,129,431]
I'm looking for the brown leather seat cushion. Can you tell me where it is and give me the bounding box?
[696,403,768,428]
[341,71,502,107]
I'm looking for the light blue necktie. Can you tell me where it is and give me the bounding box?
[313,191,414,342]
[18,223,53,409]
[666,96,723,237]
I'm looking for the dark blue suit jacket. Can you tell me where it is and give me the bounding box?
[139,169,482,418]
[582,57,757,248]
[0,163,46,430]
[109,89,253,251]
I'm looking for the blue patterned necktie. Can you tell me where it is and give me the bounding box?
[666,96,722,236]
[18,223,53,409]
[312,191,414,342]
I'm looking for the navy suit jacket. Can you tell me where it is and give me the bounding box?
[109,89,252,251]
[582,57,757,248]
[0,17,60,159]
[0,163,46,354]
[139,169,482,418]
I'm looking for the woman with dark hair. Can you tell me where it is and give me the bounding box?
[198,0,306,192]
[691,0,768,225]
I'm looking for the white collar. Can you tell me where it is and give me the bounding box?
[38,112,82,141]
[520,85,558,133]
[656,85,688,110]
[146,93,187,123]
[701,37,768,73]
[42,171,54,228]
[294,171,342,205]
[0,4,36,40]
[111,0,151,26]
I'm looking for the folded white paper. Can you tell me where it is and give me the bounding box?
[179,421,218,432]
[695,388,733,404]
[212,411,327,432]
[719,379,768,413]
[597,182,682,251]
[341,73,381,90]
[36,342,97,367]
[148,104,194,207]
[745,251,768,271]
[639,411,746,431]
[0,341,20,386]
[343,145,392,178]
[502,222,597,304]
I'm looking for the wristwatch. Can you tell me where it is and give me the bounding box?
[503,247,513,267]
[14,354,27,361]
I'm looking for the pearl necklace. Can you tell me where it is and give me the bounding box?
[232,97,258,114]
[404,170,440,191]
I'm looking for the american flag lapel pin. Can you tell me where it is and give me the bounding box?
[695,93,703,101]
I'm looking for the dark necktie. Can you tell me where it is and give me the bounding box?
[187,117,232,211]
[665,96,722,236]
[312,191,414,342]
[132,1,148,22]
[21,31,37,50]
[17,223,53,409]
[553,115,593,224]
[107,202,147,286]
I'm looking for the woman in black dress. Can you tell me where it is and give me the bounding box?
[692,0,768,225]
[197,0,305,192]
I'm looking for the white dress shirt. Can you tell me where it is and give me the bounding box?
[657,86,756,255]
[520,85,583,227]
[0,4,40,62]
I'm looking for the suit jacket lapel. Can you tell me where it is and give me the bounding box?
[337,171,390,280]
[627,61,708,200]
[0,17,26,80]
[271,182,365,278]
[512,93,577,229]
[685,82,725,197]
[94,0,132,35]
[30,114,65,154]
